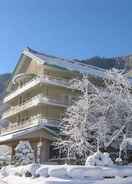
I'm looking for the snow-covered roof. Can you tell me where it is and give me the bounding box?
[23,48,105,78]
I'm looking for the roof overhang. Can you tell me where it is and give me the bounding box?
[0,125,57,144]
[7,52,32,92]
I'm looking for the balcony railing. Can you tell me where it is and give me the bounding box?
[4,75,72,103]
[1,114,60,135]
[2,94,69,119]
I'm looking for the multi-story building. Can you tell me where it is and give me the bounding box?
[0,48,105,163]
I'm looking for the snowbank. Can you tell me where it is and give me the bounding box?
[116,166,132,177]
[67,165,102,179]
[35,166,49,177]
[23,164,40,177]
[48,166,67,178]
[1,164,132,181]
[0,164,40,177]
[1,165,13,177]
[2,175,132,184]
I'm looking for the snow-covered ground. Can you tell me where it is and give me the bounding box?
[1,175,132,184]
[1,164,132,184]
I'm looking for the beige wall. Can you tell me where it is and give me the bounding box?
[26,59,44,76]
[17,57,75,79]
[8,55,79,107]
[2,54,81,162]
[8,83,77,107]
[17,57,43,76]
[7,105,64,125]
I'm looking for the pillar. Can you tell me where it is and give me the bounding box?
[10,144,16,163]
[31,143,38,163]
[37,139,50,163]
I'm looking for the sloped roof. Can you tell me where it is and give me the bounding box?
[7,47,106,91]
[23,47,105,78]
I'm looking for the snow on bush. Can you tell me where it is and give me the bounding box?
[115,157,123,165]
[101,167,119,178]
[48,165,67,178]
[85,152,113,166]
[0,165,15,177]
[117,166,132,177]
[14,141,35,165]
[1,164,40,177]
[35,166,49,177]
[22,164,40,177]
[67,166,102,179]
[67,165,132,179]
[1,164,132,180]
[101,166,132,178]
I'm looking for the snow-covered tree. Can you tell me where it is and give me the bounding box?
[56,70,132,160]
[14,141,35,165]
[102,70,132,149]
[55,76,99,159]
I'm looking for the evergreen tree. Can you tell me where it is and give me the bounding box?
[14,141,35,165]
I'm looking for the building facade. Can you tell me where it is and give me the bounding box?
[0,48,105,163]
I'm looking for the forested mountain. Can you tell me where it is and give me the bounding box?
[0,73,11,99]
[0,55,132,98]
[77,55,132,71]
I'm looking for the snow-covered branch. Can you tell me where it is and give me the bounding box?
[55,69,132,160]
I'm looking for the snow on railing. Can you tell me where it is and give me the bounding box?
[37,93,70,106]
[2,94,69,119]
[1,115,60,135]
[4,75,72,103]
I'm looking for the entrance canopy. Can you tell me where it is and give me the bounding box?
[0,125,57,144]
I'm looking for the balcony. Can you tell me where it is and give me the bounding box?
[1,114,60,135]
[4,75,72,103]
[2,94,69,119]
